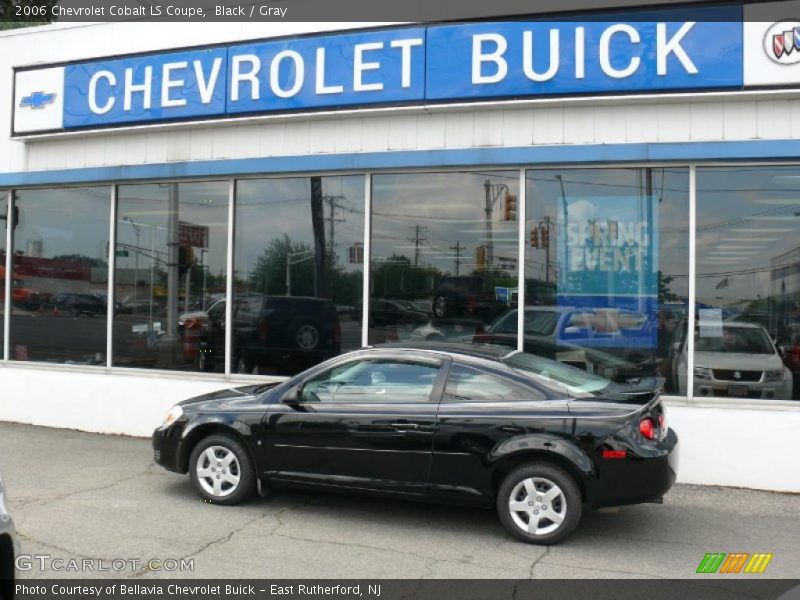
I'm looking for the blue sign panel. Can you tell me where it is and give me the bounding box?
[226,27,426,114]
[64,48,228,128]
[426,6,743,101]
[41,6,744,132]
[556,195,660,349]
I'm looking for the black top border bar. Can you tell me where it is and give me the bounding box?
[2,0,799,23]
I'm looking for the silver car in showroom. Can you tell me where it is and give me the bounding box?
[0,467,18,600]
[674,322,794,400]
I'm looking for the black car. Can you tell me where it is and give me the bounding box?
[194,293,341,374]
[53,292,106,317]
[432,275,514,321]
[153,343,678,544]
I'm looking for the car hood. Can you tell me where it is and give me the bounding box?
[179,383,281,409]
[694,352,783,371]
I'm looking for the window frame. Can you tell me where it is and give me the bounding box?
[1,160,799,411]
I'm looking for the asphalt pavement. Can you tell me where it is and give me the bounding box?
[1,421,799,579]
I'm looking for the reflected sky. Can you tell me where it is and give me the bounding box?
[372,170,519,273]
[696,167,800,306]
[13,187,110,261]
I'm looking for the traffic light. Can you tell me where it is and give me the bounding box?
[475,245,487,270]
[530,227,539,248]
[540,225,549,249]
[503,193,517,221]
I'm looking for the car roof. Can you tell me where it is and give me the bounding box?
[373,341,513,362]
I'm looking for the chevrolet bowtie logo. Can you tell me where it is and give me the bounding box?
[20,91,56,109]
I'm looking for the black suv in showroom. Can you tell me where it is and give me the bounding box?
[193,293,341,374]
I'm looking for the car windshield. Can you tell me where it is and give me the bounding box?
[695,327,774,354]
[502,351,611,395]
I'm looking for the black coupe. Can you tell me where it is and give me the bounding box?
[153,343,678,544]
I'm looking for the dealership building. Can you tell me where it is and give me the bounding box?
[1,5,800,493]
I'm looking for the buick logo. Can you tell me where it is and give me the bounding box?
[764,21,800,64]
[733,371,742,380]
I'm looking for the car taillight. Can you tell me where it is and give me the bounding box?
[602,450,626,459]
[793,345,800,363]
[257,319,268,342]
[639,418,656,440]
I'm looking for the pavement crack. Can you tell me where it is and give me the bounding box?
[529,546,550,578]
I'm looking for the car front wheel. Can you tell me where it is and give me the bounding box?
[189,434,256,505]
[497,463,582,545]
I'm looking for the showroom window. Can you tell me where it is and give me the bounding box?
[233,176,364,375]
[370,171,520,349]
[9,186,110,364]
[1,193,7,357]
[113,181,229,371]
[695,167,799,401]
[525,168,689,392]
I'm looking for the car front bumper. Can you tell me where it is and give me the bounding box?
[152,422,187,474]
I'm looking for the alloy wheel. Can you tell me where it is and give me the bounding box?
[508,476,567,536]
[296,324,319,350]
[195,446,241,497]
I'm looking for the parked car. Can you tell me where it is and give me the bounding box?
[0,466,19,600]
[431,275,515,321]
[352,299,429,329]
[0,266,40,311]
[53,292,106,317]
[192,293,341,374]
[153,343,678,545]
[673,322,794,400]
[473,307,662,381]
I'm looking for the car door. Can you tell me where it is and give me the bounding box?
[429,362,572,504]
[262,352,449,495]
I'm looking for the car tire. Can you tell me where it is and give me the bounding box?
[497,462,582,545]
[433,296,448,318]
[234,354,253,374]
[189,434,256,505]
[293,321,320,351]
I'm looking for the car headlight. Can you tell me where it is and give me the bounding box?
[764,370,785,383]
[694,367,713,380]
[161,405,183,428]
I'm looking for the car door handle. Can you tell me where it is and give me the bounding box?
[390,423,419,431]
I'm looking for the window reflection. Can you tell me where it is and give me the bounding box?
[113,182,228,371]
[9,187,110,364]
[525,168,689,391]
[370,171,520,348]
[694,167,799,401]
[0,194,7,357]
[232,176,364,375]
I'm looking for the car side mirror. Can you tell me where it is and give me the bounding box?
[282,385,301,406]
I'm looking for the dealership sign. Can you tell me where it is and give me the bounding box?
[11,4,791,135]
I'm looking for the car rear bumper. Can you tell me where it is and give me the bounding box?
[152,424,186,474]
[588,428,679,508]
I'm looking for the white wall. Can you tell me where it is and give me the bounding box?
[0,362,275,436]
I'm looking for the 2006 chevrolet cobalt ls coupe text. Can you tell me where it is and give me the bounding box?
[153,343,678,544]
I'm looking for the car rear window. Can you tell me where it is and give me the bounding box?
[695,326,774,354]
[502,351,611,396]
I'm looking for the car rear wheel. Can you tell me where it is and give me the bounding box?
[294,322,320,351]
[189,434,256,505]
[497,463,581,545]
[433,296,448,318]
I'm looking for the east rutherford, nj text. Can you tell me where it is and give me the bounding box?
[271,585,380,597]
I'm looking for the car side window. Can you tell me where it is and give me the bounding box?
[443,365,543,402]
[301,359,440,404]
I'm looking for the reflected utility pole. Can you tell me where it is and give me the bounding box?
[408,225,427,269]
[450,241,464,276]
[484,180,508,270]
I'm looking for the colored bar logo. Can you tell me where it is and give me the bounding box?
[696,553,773,574]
